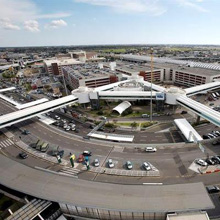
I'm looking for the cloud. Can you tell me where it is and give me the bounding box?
[0,0,71,23]
[37,12,72,19]
[175,0,208,12]
[45,19,68,29]
[0,18,20,30]
[24,20,40,32]
[74,0,166,15]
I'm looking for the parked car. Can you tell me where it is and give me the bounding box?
[19,152,28,159]
[206,158,215,165]
[145,147,157,152]
[100,116,107,120]
[206,185,220,193]
[77,154,84,163]
[22,130,30,135]
[143,162,151,171]
[65,126,71,131]
[55,115,60,120]
[212,139,220,145]
[126,161,133,170]
[211,156,220,164]
[195,159,207,166]
[94,159,100,167]
[142,114,149,118]
[108,159,114,168]
[181,111,187,114]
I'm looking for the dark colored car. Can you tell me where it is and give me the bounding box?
[206,185,220,193]
[211,156,220,164]
[19,152,28,159]
[89,124,95,129]
[206,158,215,165]
[22,130,30,135]
[181,111,187,114]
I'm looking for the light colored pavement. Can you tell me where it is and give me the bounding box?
[0,154,214,213]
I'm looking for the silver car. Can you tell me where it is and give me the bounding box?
[143,162,151,171]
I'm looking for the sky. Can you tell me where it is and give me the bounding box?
[0,0,220,47]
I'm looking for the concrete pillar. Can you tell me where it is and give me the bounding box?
[196,116,200,124]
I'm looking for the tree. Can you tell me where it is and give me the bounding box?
[131,121,137,129]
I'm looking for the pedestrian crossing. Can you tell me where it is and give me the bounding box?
[58,166,80,177]
[0,139,13,149]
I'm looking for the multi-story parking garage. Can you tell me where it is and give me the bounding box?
[120,54,220,87]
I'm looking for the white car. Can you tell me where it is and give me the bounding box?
[195,159,208,166]
[126,161,133,170]
[65,126,71,131]
[63,124,68,129]
[94,159,100,167]
[143,162,151,171]
[145,147,157,152]
[108,159,114,168]
[55,115,60,120]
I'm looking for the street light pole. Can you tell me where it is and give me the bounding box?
[150,48,153,122]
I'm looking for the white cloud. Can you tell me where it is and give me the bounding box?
[176,0,208,12]
[74,0,166,15]
[0,0,71,28]
[45,19,68,29]
[0,18,20,30]
[37,12,72,19]
[24,20,40,32]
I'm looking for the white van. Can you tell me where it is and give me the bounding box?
[142,114,149,118]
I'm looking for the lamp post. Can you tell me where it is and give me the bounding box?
[150,48,153,122]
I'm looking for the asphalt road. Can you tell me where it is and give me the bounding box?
[0,99,220,187]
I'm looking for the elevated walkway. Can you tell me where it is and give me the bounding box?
[174,118,203,142]
[0,87,16,93]
[184,81,220,96]
[0,95,78,129]
[177,95,220,127]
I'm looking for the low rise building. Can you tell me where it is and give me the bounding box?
[62,65,118,90]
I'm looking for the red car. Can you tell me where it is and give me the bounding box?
[77,154,84,163]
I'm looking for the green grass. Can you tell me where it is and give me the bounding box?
[141,121,157,128]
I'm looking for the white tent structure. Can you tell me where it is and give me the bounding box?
[113,101,131,115]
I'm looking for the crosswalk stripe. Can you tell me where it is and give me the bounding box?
[1,142,7,148]
[5,140,12,145]
[7,139,14,144]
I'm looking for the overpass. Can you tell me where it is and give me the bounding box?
[184,81,220,96]
[0,95,78,129]
[177,95,220,127]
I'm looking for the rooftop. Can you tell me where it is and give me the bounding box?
[62,64,114,80]
[44,58,82,67]
[120,54,220,77]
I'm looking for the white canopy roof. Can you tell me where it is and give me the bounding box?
[113,101,131,115]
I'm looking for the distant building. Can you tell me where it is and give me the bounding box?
[44,59,82,75]
[62,66,118,90]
